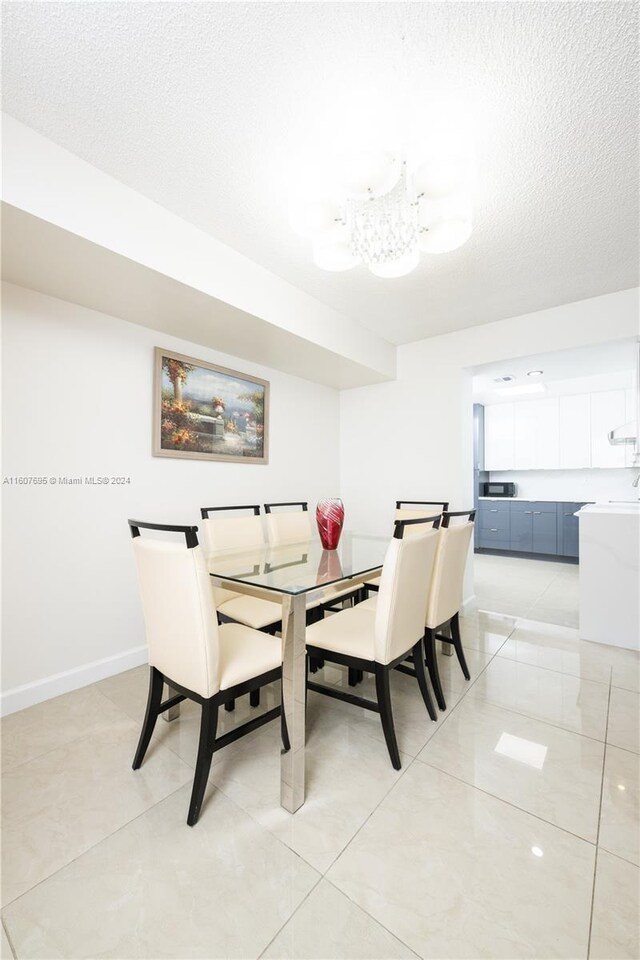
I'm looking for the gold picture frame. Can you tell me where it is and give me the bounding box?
[153,347,269,464]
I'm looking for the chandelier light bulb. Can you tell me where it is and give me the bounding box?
[414,155,469,199]
[337,150,399,199]
[313,229,361,271]
[418,217,472,254]
[369,246,420,278]
[289,199,341,238]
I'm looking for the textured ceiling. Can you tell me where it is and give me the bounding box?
[2,1,639,345]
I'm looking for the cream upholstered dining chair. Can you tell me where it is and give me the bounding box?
[264,501,364,614]
[264,501,313,545]
[200,504,283,713]
[363,500,449,596]
[128,519,288,827]
[200,505,281,632]
[423,510,476,712]
[305,516,441,769]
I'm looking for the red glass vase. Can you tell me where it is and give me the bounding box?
[316,498,345,550]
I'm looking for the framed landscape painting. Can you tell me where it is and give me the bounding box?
[153,347,269,464]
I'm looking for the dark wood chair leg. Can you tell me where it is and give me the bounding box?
[348,667,359,686]
[425,628,447,711]
[451,613,470,680]
[187,700,218,826]
[309,657,320,674]
[412,640,437,721]
[250,689,260,707]
[375,664,401,770]
[225,699,236,712]
[132,666,164,769]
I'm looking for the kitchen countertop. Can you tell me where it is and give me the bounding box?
[577,502,640,515]
[478,497,587,502]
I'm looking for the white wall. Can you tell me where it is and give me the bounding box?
[1,282,341,713]
[2,114,396,382]
[340,289,639,600]
[488,469,638,502]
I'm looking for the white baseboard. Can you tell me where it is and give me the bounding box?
[1,645,148,717]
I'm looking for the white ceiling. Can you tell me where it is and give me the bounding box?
[2,203,391,390]
[472,338,638,404]
[2,2,638,345]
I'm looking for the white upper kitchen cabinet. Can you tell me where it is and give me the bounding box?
[513,398,559,469]
[484,403,515,470]
[590,390,627,468]
[559,394,591,468]
[533,397,560,468]
[484,389,632,471]
[513,400,537,469]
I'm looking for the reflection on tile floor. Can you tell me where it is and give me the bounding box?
[473,553,581,626]
[2,555,639,959]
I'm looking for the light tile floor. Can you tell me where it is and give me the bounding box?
[2,555,639,959]
[474,552,581,626]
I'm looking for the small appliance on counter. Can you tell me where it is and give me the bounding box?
[481,481,517,498]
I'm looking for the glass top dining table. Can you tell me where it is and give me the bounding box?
[206,532,388,595]
[206,533,389,813]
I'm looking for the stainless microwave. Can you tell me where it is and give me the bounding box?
[481,481,516,498]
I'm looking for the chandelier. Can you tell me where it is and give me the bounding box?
[290,148,474,279]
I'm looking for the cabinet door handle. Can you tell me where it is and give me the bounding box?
[524,511,532,514]
[490,509,498,513]
[564,513,573,516]
[534,511,542,514]
[490,528,498,532]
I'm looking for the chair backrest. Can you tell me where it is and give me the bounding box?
[264,501,312,545]
[129,520,220,699]
[374,517,441,665]
[200,504,264,553]
[425,511,476,629]
[394,501,449,538]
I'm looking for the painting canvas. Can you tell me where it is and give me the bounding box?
[153,348,269,463]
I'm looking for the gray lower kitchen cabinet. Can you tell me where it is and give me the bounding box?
[557,502,588,557]
[510,503,533,551]
[476,500,510,549]
[532,506,557,555]
[476,499,587,557]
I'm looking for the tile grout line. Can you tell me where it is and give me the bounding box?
[415,755,601,849]
[1,681,143,776]
[465,685,610,747]
[306,631,513,958]
[257,752,422,960]
[599,740,640,759]
[319,755,424,957]
[256,872,324,960]
[303,630,508,945]
[325,876,422,960]
[0,780,189,913]
[1,918,17,960]
[587,666,613,960]
[321,753,419,877]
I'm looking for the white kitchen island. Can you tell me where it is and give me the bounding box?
[577,502,640,650]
